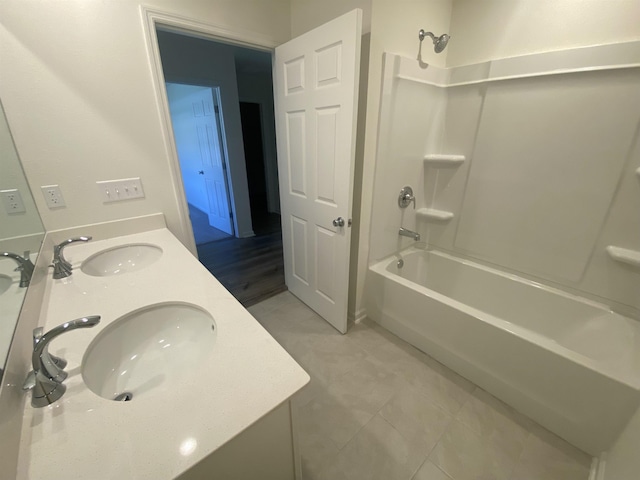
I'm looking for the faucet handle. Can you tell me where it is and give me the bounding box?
[398,186,416,209]
[15,251,33,270]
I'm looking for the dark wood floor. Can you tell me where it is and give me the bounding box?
[188,203,232,244]
[196,213,286,307]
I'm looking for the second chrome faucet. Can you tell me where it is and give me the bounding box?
[51,236,92,279]
[1,251,35,287]
[23,316,101,407]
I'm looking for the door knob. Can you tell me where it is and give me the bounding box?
[332,217,345,227]
[198,170,204,175]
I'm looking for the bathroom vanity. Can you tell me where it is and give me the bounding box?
[8,215,309,479]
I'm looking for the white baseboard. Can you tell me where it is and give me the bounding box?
[590,452,607,480]
[347,308,367,324]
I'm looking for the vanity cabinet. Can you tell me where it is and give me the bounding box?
[179,401,298,480]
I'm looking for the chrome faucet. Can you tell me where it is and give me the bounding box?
[399,227,421,241]
[51,236,92,279]
[1,251,35,287]
[23,316,100,408]
[31,327,68,382]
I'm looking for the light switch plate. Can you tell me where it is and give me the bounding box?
[96,177,145,203]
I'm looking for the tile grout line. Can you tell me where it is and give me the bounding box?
[375,414,432,480]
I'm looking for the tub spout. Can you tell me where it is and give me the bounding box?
[399,228,420,241]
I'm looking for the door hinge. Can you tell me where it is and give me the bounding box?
[229,211,233,219]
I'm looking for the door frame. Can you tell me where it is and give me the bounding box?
[140,6,278,255]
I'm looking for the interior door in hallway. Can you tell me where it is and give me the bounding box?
[167,83,234,235]
[273,9,362,333]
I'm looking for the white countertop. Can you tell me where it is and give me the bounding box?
[18,228,309,479]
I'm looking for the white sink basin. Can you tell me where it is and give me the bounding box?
[82,303,216,401]
[0,274,12,295]
[81,243,162,277]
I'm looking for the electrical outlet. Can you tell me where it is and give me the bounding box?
[1,189,26,214]
[96,177,145,203]
[41,185,66,209]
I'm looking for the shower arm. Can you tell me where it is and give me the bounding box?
[418,29,436,43]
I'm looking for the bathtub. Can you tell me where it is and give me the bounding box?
[365,247,640,455]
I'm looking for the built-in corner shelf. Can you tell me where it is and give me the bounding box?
[417,208,454,222]
[606,246,640,268]
[424,154,465,168]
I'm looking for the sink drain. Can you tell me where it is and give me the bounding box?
[113,392,133,402]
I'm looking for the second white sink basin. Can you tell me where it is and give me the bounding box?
[82,302,216,401]
[0,274,12,295]
[81,243,162,277]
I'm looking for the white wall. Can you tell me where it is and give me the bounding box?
[0,105,42,240]
[447,0,640,67]
[0,0,290,250]
[291,0,372,36]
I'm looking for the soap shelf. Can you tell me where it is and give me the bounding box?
[424,154,465,168]
[417,208,454,222]
[419,154,464,223]
[606,246,640,268]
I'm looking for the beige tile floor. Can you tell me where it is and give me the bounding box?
[248,292,593,480]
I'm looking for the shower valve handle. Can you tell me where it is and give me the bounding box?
[398,186,415,209]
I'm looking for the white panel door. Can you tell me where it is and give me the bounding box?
[167,84,234,235]
[274,9,362,333]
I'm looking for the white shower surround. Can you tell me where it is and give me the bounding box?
[370,44,640,315]
[366,248,640,455]
[366,42,640,457]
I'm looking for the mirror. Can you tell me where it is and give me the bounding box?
[0,100,45,381]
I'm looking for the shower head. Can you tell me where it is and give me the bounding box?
[418,29,450,53]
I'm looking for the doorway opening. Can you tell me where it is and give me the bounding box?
[156,29,285,307]
[240,101,280,236]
